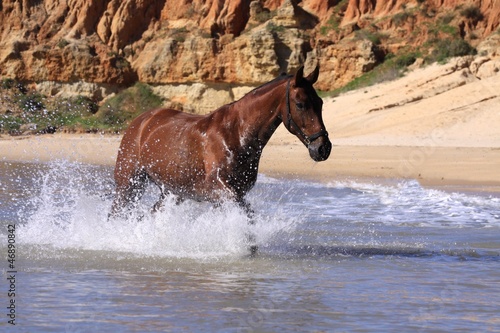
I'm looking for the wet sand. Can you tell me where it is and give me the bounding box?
[1,133,499,191]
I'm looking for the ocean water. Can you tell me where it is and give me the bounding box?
[1,160,499,332]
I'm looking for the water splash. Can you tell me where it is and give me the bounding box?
[17,161,298,259]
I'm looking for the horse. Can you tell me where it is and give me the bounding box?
[110,65,332,251]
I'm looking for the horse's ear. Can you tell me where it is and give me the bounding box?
[305,64,320,84]
[294,66,304,86]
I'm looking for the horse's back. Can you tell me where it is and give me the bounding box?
[132,107,199,128]
[116,108,190,180]
[123,107,203,142]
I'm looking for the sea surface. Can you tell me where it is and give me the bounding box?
[1,160,499,332]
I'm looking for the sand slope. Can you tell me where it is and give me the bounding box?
[273,57,500,147]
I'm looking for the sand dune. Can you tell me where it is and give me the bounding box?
[263,57,500,188]
[273,57,500,148]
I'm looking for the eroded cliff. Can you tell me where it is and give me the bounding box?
[1,0,499,113]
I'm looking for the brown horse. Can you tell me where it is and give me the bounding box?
[110,65,331,220]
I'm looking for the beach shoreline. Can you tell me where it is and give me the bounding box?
[1,133,499,193]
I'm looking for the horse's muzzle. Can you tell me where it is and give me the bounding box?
[308,135,332,162]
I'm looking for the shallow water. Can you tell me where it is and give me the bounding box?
[1,160,499,332]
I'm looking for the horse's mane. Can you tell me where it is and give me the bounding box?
[221,73,291,110]
[242,73,292,99]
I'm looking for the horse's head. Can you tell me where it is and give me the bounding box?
[282,65,331,162]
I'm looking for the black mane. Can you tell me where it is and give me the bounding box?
[245,73,292,96]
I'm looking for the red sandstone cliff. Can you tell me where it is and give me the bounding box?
[1,0,499,104]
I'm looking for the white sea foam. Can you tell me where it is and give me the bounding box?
[325,179,500,227]
[17,161,298,259]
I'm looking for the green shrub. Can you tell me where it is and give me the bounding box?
[320,13,341,35]
[112,56,130,69]
[266,22,285,34]
[172,27,188,42]
[41,95,97,131]
[0,86,126,134]
[0,115,22,134]
[96,82,163,129]
[328,58,405,97]
[392,11,415,27]
[73,95,98,114]
[355,29,385,45]
[17,92,45,112]
[428,38,476,63]
[439,24,458,36]
[394,52,420,68]
[426,13,460,40]
[255,10,274,23]
[319,0,347,35]
[439,13,455,25]
[326,48,425,97]
[460,5,483,21]
[1,78,15,89]
[57,39,70,49]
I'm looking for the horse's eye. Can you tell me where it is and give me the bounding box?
[295,102,305,110]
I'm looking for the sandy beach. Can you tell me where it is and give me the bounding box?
[1,133,499,189]
[1,58,499,190]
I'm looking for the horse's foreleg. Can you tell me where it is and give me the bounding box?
[151,187,186,213]
[109,190,127,218]
[109,170,148,219]
[238,199,258,256]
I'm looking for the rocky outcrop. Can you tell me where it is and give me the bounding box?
[342,0,500,35]
[314,38,380,90]
[1,0,499,113]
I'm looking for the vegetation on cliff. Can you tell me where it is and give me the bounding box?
[0,81,163,134]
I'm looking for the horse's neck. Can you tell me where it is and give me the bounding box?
[230,80,287,149]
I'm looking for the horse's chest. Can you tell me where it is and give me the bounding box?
[222,147,261,192]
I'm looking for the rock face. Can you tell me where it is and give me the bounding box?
[1,0,499,113]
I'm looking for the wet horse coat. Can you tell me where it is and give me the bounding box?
[111,66,331,217]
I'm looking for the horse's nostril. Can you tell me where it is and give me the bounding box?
[308,139,331,161]
[320,141,332,159]
[319,145,326,157]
